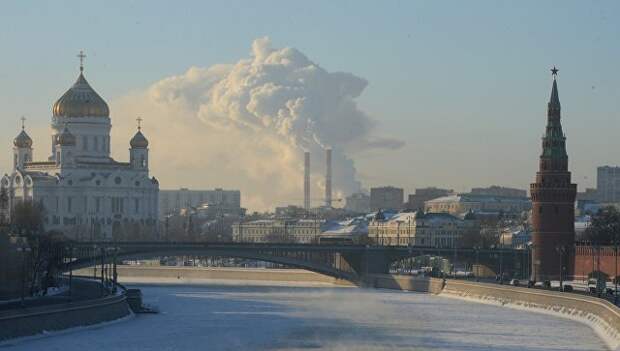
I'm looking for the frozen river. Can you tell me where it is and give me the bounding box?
[3,282,607,350]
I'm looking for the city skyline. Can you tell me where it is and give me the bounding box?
[1,1,619,211]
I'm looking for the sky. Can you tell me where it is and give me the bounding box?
[0,1,619,211]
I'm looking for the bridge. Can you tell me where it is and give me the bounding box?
[63,242,528,283]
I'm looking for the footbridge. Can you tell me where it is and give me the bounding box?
[63,242,527,283]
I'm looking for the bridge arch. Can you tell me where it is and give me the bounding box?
[65,248,359,282]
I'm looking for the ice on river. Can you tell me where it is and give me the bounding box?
[2,282,607,350]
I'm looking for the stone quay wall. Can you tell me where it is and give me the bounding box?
[366,274,620,351]
[363,274,445,294]
[0,279,131,342]
[80,266,354,286]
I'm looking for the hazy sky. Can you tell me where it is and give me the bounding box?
[1,1,619,210]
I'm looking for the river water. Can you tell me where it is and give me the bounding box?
[2,282,606,350]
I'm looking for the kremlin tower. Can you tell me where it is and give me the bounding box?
[529,67,577,282]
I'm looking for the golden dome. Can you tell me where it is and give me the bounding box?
[52,73,109,118]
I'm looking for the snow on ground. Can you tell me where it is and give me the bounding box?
[1,281,607,351]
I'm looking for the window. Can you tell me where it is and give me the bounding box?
[94,136,99,151]
[95,197,101,212]
[539,206,543,214]
[135,198,140,214]
[67,197,73,213]
[83,136,88,150]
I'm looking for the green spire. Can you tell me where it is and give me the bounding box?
[542,68,567,159]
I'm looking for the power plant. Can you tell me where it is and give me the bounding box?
[301,148,334,209]
[304,151,310,210]
[325,148,332,208]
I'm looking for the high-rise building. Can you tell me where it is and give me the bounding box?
[345,192,371,213]
[370,186,404,211]
[159,188,241,218]
[406,187,453,209]
[529,68,577,282]
[470,186,527,198]
[596,166,620,203]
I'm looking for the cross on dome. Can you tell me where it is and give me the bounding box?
[77,50,86,73]
[20,116,26,130]
[136,116,143,130]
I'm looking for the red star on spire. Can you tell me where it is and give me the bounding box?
[551,66,559,77]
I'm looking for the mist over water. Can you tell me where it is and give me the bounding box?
[4,283,605,351]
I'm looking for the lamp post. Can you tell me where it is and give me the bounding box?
[499,234,504,284]
[555,245,565,291]
[474,246,480,282]
[16,245,31,307]
[614,235,618,305]
[65,245,73,299]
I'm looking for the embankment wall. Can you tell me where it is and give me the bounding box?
[0,279,131,342]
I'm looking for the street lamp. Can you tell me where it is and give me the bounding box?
[499,235,505,284]
[473,246,480,282]
[65,245,73,299]
[16,245,31,307]
[614,234,618,305]
[555,245,566,291]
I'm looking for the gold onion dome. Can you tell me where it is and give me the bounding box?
[130,130,149,148]
[55,127,76,146]
[13,130,33,148]
[52,73,109,118]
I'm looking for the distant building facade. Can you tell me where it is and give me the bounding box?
[368,211,478,248]
[470,186,527,198]
[596,166,620,203]
[232,219,324,244]
[370,186,404,211]
[319,216,369,244]
[424,193,531,216]
[345,193,370,213]
[405,187,453,210]
[159,188,241,217]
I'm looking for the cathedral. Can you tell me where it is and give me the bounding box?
[0,53,159,240]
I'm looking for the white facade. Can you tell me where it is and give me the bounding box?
[232,219,324,244]
[1,67,159,240]
[424,193,531,216]
[368,211,478,248]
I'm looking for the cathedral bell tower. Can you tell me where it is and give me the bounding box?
[13,117,33,171]
[529,67,577,282]
[54,126,77,167]
[129,117,149,171]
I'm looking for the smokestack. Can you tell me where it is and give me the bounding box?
[304,151,310,210]
[325,148,332,207]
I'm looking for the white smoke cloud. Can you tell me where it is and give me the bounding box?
[111,37,403,211]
